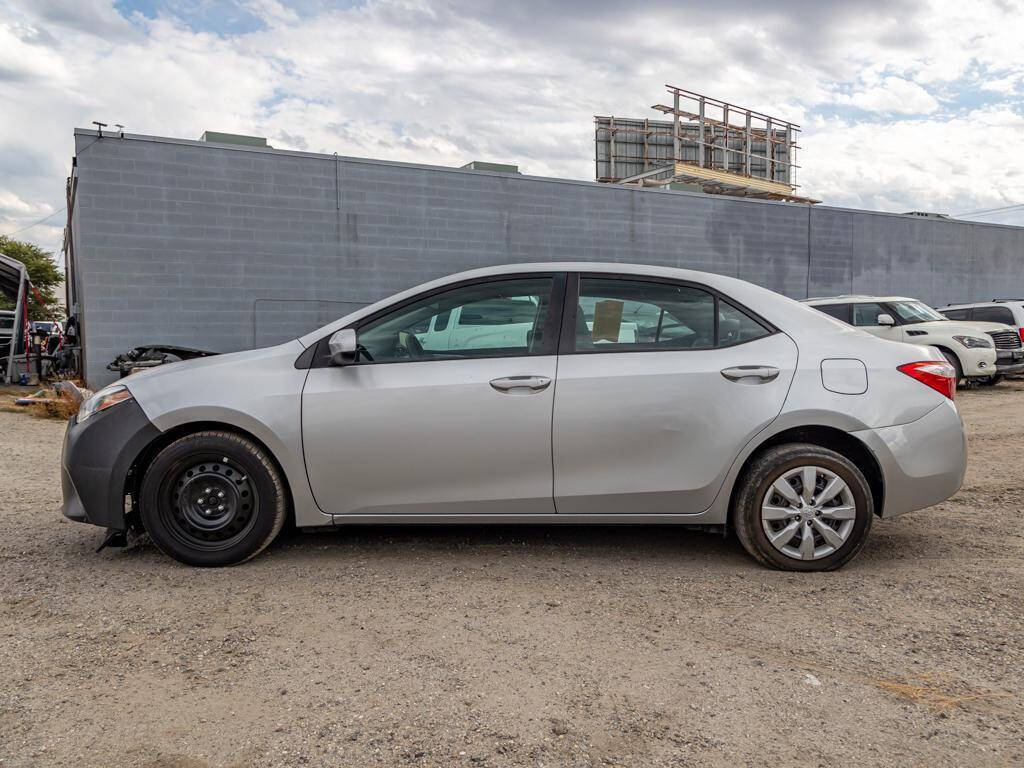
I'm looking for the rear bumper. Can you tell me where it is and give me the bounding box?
[853,399,966,519]
[61,399,161,530]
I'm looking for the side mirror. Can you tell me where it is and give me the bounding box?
[876,313,895,327]
[328,328,358,365]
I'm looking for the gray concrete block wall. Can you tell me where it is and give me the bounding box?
[70,130,1024,387]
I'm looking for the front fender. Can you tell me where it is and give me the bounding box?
[144,405,330,528]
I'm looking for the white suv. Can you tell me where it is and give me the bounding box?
[940,300,1024,382]
[803,295,1024,384]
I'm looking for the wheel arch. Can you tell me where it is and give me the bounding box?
[726,424,885,525]
[931,344,964,377]
[125,421,296,529]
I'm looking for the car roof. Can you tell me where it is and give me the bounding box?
[427,262,725,281]
[297,261,846,349]
[944,300,1024,308]
[803,295,918,305]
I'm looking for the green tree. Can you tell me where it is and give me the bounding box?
[0,236,64,321]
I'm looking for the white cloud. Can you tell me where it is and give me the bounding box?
[842,76,941,114]
[2,0,1024,257]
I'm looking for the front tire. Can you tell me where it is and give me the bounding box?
[733,443,873,571]
[938,349,964,388]
[139,431,287,566]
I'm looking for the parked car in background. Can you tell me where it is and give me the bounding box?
[30,320,63,355]
[940,300,1024,383]
[62,264,966,571]
[803,295,1024,385]
[0,310,15,371]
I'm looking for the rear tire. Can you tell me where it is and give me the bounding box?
[733,443,873,571]
[139,431,287,566]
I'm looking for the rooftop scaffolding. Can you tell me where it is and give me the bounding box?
[595,85,819,204]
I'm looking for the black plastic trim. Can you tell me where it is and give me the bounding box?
[293,342,317,370]
[61,399,161,530]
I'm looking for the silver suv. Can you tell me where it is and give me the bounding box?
[61,263,967,571]
[941,300,1024,382]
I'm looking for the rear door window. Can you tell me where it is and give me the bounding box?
[942,308,971,321]
[575,278,715,350]
[972,306,1015,325]
[573,277,770,352]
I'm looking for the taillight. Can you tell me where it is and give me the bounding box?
[898,361,957,400]
[1019,327,1024,344]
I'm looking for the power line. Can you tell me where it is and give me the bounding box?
[3,207,66,237]
[954,202,1024,218]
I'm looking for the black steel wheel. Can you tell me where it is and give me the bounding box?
[140,431,287,566]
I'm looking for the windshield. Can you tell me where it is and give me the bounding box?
[888,301,946,325]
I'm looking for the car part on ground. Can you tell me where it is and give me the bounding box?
[107,345,218,378]
[62,263,968,570]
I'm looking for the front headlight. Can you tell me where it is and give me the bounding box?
[952,335,992,349]
[77,384,134,424]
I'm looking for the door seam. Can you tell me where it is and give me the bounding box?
[550,351,560,513]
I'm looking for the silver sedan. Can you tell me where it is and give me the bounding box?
[62,263,967,569]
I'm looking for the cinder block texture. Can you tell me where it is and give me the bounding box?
[70,130,1024,387]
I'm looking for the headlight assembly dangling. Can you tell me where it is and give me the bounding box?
[77,384,134,424]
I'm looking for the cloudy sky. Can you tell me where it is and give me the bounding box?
[2,0,1024,256]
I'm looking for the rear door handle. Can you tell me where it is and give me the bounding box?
[490,375,552,393]
[720,365,780,383]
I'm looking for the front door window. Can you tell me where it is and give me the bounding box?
[852,303,889,327]
[357,277,555,363]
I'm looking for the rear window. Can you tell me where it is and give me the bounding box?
[942,308,970,321]
[813,303,851,323]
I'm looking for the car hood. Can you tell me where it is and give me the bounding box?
[118,346,260,385]
[903,320,1013,335]
[118,341,305,400]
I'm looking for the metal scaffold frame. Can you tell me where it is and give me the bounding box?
[595,85,819,204]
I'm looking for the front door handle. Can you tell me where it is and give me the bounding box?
[490,375,552,393]
[720,365,780,383]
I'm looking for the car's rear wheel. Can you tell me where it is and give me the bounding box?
[733,443,873,571]
[139,431,287,566]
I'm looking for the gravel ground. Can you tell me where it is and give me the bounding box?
[1,383,1022,767]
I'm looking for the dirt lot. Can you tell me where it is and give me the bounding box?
[1,384,1022,768]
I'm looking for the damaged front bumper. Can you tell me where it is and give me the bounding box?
[61,398,161,530]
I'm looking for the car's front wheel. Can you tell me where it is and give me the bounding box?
[938,349,964,388]
[139,431,287,566]
[733,443,873,571]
